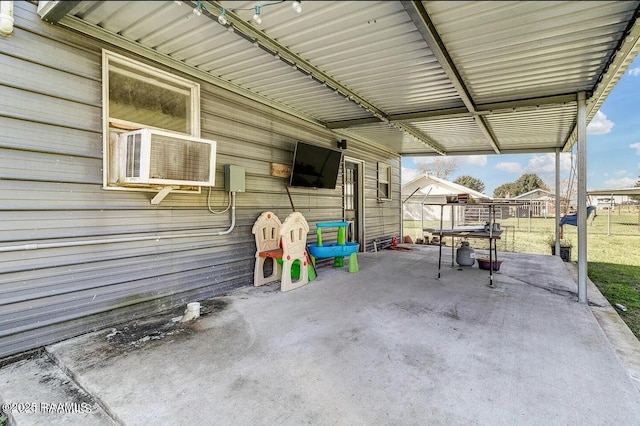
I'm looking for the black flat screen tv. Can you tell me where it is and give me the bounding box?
[289,142,343,189]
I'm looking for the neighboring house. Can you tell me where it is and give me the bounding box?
[509,189,564,217]
[588,188,640,208]
[594,197,616,210]
[0,2,401,358]
[402,174,492,223]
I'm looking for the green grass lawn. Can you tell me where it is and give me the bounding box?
[588,262,640,338]
[403,207,640,340]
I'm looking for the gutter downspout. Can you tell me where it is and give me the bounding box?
[0,1,14,37]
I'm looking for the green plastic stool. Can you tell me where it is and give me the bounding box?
[348,252,359,273]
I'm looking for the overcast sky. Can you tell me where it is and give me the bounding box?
[402,55,640,196]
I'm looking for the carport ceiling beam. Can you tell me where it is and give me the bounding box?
[325,117,381,129]
[325,107,470,129]
[402,0,501,154]
[325,93,578,129]
[476,94,578,114]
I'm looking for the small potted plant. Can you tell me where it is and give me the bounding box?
[546,236,573,262]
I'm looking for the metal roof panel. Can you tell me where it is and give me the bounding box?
[486,103,577,151]
[425,1,639,104]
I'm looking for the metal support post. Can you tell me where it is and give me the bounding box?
[577,92,588,304]
[555,149,561,257]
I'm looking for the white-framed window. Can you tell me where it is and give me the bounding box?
[102,50,201,189]
[377,162,391,201]
[103,50,200,135]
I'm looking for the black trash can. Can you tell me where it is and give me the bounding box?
[551,246,571,262]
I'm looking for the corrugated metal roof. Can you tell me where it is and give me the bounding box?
[42,0,640,156]
[426,1,633,102]
[409,116,490,154]
[486,103,578,152]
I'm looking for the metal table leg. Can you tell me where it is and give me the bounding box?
[488,205,496,288]
[437,238,442,279]
[451,236,455,267]
[488,237,495,287]
[450,204,455,268]
[437,205,443,279]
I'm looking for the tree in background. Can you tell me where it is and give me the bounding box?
[493,182,516,198]
[512,173,549,195]
[417,157,459,179]
[493,173,548,198]
[454,175,485,193]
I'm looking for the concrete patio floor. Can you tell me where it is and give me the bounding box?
[2,245,640,425]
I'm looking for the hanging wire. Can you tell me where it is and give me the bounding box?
[207,187,232,214]
[196,0,300,25]
[223,1,287,12]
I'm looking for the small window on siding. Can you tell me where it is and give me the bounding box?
[103,50,200,136]
[377,162,391,201]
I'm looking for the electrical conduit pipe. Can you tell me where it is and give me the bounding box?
[0,192,237,253]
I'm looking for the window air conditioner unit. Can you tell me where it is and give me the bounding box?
[117,128,216,187]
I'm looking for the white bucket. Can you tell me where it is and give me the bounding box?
[186,302,201,319]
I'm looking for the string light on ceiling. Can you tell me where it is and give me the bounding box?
[192,1,302,26]
[218,8,227,25]
[252,6,262,24]
[193,1,203,16]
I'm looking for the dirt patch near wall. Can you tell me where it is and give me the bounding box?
[53,298,230,370]
[105,298,229,350]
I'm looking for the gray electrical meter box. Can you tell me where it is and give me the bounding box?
[224,165,245,192]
